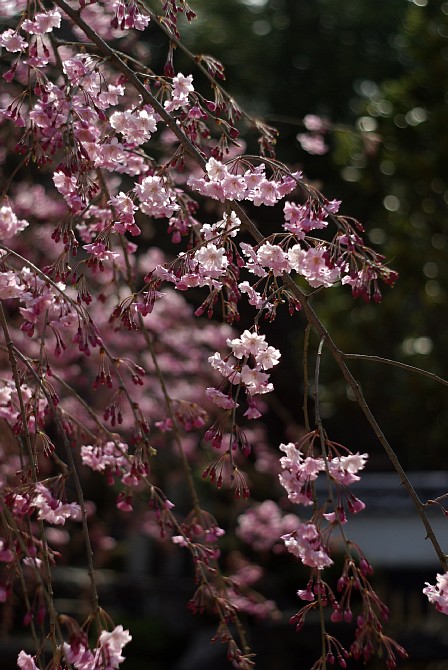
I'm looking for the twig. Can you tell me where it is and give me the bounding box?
[343,352,448,389]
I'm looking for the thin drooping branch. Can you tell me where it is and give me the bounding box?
[137,314,202,515]
[343,352,448,389]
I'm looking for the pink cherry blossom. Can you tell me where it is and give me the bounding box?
[0,29,28,52]
[22,9,61,35]
[282,524,333,569]
[194,243,229,275]
[33,484,82,526]
[110,107,157,145]
[205,387,239,409]
[0,203,29,238]
[424,573,448,615]
[17,651,38,670]
[237,500,300,552]
[165,73,194,112]
[256,242,291,276]
[0,270,25,299]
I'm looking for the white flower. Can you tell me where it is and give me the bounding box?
[255,345,281,370]
[195,243,229,274]
[227,330,267,359]
[206,157,229,181]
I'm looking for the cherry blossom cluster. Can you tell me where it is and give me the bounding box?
[277,433,367,570]
[279,436,367,514]
[0,203,29,239]
[188,158,299,205]
[81,440,152,512]
[17,624,132,670]
[33,482,82,525]
[208,329,281,402]
[236,499,300,552]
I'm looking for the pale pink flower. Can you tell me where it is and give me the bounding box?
[282,524,333,569]
[205,387,238,409]
[112,0,150,30]
[240,242,267,278]
[297,588,315,601]
[323,510,347,524]
[88,139,127,171]
[110,108,157,145]
[97,84,125,109]
[232,330,267,358]
[240,365,272,394]
[81,441,129,472]
[256,242,291,276]
[53,171,77,196]
[0,29,28,52]
[0,270,24,299]
[295,246,340,288]
[222,173,247,200]
[0,204,29,238]
[424,573,448,615]
[62,641,92,668]
[22,9,61,35]
[237,500,300,552]
[63,54,89,80]
[172,73,194,98]
[99,624,132,654]
[165,73,194,111]
[238,281,264,309]
[33,484,82,525]
[244,165,265,190]
[256,345,281,370]
[206,157,229,181]
[283,201,307,237]
[278,442,324,506]
[195,243,229,274]
[135,175,179,218]
[83,242,120,262]
[17,651,38,670]
[328,452,368,485]
[250,178,281,206]
[208,352,238,379]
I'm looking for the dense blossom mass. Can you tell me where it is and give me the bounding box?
[0,2,444,670]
